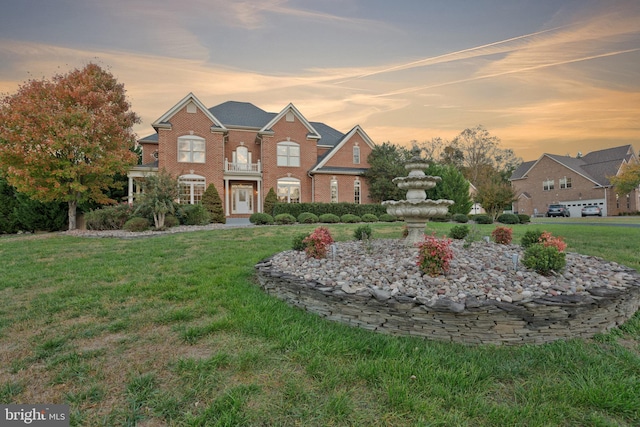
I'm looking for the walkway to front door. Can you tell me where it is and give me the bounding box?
[232,185,253,214]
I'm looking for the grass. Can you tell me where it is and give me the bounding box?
[0,221,639,426]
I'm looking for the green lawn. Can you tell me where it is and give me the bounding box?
[0,222,639,426]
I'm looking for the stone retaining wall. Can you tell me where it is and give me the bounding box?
[255,258,640,345]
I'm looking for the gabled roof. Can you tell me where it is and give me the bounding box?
[260,103,321,139]
[139,96,371,151]
[151,92,227,131]
[509,145,636,187]
[509,160,536,180]
[311,125,375,173]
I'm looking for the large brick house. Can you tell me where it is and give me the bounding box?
[510,145,639,217]
[127,93,375,218]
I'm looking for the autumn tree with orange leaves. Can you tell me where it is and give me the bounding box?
[0,63,140,230]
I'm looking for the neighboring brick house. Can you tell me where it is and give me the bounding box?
[127,93,375,218]
[510,145,639,217]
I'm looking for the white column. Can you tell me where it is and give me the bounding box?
[224,179,230,217]
[128,176,134,205]
[257,179,262,213]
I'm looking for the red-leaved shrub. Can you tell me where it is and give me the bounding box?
[416,233,454,277]
[491,226,513,244]
[303,226,334,259]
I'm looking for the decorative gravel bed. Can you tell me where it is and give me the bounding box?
[269,239,638,305]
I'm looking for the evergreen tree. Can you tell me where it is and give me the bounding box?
[263,188,278,216]
[424,163,473,215]
[202,184,226,224]
[363,142,410,202]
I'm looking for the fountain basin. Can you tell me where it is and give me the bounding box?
[383,199,453,219]
[383,199,454,244]
[392,175,441,190]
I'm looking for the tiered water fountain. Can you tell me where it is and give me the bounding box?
[383,147,454,245]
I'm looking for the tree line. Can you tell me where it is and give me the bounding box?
[2,63,639,233]
[364,126,522,219]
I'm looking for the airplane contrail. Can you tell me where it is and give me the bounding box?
[369,47,640,98]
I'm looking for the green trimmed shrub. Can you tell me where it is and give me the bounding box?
[341,214,361,223]
[297,212,319,224]
[319,213,340,223]
[272,201,387,218]
[85,204,133,230]
[361,213,378,222]
[522,243,566,275]
[517,214,531,224]
[448,225,470,240]
[263,188,278,216]
[353,224,373,240]
[521,229,543,249]
[474,214,493,224]
[201,184,225,224]
[249,213,274,225]
[452,213,469,223]
[379,213,398,222]
[164,214,179,228]
[123,217,150,232]
[497,213,519,224]
[292,232,309,251]
[176,203,211,225]
[274,213,296,225]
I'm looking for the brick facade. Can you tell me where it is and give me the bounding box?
[511,146,639,217]
[131,94,375,216]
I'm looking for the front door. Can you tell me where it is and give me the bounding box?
[232,185,253,214]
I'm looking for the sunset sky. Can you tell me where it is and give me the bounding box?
[1,0,638,161]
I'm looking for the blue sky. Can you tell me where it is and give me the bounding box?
[1,0,638,161]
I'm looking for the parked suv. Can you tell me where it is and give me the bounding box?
[546,204,570,217]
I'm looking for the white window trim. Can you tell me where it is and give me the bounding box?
[277,177,301,203]
[330,178,338,203]
[277,141,300,167]
[178,174,206,204]
[353,145,361,164]
[178,135,205,164]
[354,179,361,204]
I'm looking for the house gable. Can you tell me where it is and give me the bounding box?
[260,103,321,140]
[311,125,375,174]
[152,92,227,132]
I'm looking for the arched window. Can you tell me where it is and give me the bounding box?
[277,178,300,203]
[277,141,300,167]
[178,174,206,204]
[178,135,205,163]
[330,178,338,203]
[354,179,361,204]
[233,146,251,171]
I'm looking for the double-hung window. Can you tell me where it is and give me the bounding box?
[178,136,205,163]
[277,141,300,167]
[560,177,572,189]
[353,146,361,164]
[543,179,554,191]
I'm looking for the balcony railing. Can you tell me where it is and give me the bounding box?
[224,159,261,174]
